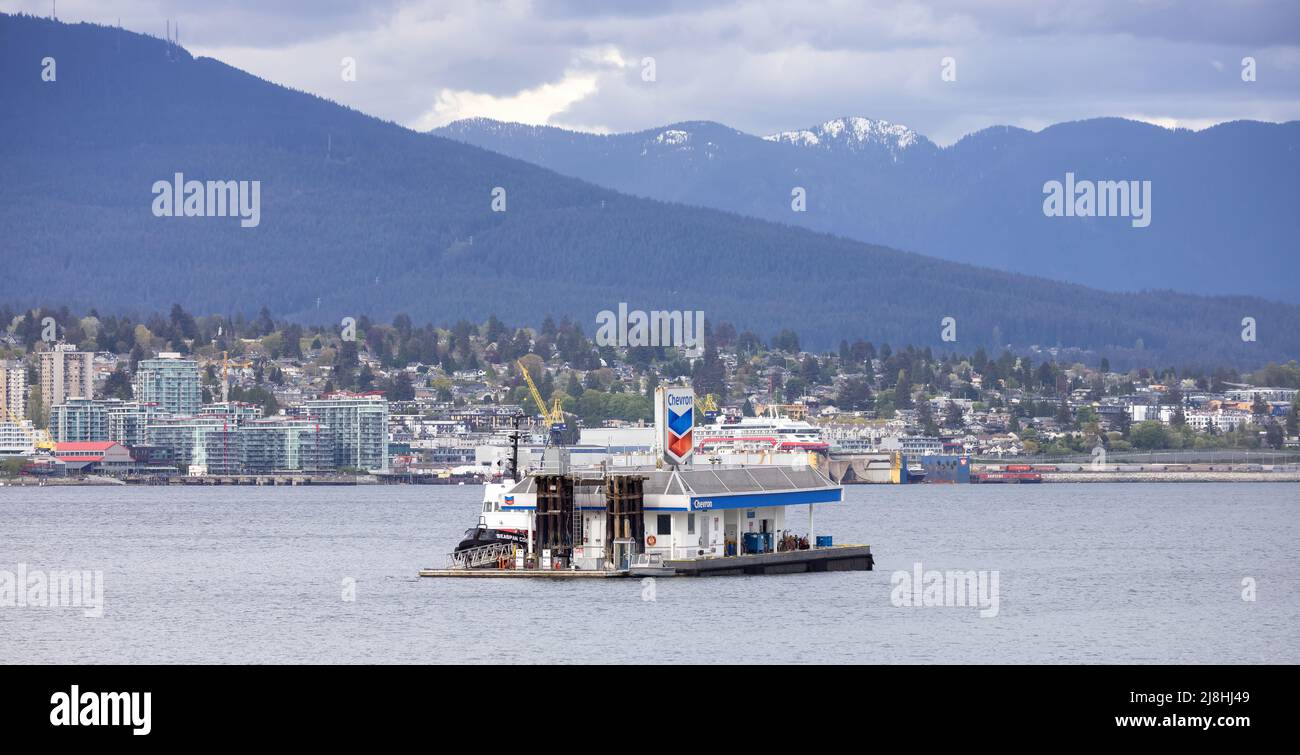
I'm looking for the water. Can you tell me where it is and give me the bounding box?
[1,483,1296,664]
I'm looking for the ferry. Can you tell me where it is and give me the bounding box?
[695,415,828,453]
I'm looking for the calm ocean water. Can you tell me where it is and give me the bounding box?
[0,482,1295,664]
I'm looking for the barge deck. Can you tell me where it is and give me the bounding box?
[419,544,872,578]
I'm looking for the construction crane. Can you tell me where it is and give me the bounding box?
[517,359,565,442]
[694,393,720,422]
[221,350,254,403]
[3,405,55,453]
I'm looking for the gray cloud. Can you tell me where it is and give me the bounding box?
[11,0,1299,144]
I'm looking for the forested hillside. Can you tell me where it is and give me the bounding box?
[2,13,1298,368]
[436,116,1300,304]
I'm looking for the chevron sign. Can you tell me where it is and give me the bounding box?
[657,386,695,465]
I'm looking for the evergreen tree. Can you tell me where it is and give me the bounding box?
[917,400,938,435]
[835,377,873,412]
[1055,400,1072,429]
[255,306,275,336]
[387,372,415,402]
[102,368,133,400]
[566,373,583,398]
[282,323,304,360]
[895,369,913,409]
[943,401,964,429]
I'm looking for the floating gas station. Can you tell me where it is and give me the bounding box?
[420,386,873,578]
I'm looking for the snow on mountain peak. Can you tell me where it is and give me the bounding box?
[655,129,691,146]
[763,117,920,158]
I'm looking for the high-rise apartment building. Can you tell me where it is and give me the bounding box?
[39,344,94,410]
[133,353,201,417]
[0,361,27,420]
[302,393,389,471]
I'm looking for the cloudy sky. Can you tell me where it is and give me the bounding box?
[11,0,1300,144]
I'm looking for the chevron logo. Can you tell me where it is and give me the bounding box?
[668,431,693,458]
[659,386,696,464]
[668,406,693,436]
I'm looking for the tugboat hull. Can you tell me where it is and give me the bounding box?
[454,528,528,558]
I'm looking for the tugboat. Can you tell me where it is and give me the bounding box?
[454,524,528,553]
[452,415,532,564]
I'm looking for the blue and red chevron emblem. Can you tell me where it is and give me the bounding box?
[661,388,696,463]
[667,406,693,458]
[668,406,693,436]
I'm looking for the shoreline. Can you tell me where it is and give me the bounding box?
[4,472,1300,487]
[1040,471,1300,483]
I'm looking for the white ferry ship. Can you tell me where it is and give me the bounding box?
[695,415,828,453]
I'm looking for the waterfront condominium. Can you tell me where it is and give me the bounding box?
[145,415,240,475]
[48,397,111,442]
[302,393,389,471]
[0,420,36,455]
[238,417,336,473]
[0,360,27,420]
[198,401,264,425]
[49,398,168,445]
[133,353,202,417]
[39,344,94,409]
[106,401,167,447]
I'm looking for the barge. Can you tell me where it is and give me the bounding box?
[421,386,873,578]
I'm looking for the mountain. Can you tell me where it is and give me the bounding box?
[434,115,1300,305]
[2,12,1299,368]
[764,116,934,161]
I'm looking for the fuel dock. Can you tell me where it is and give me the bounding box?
[420,386,873,579]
